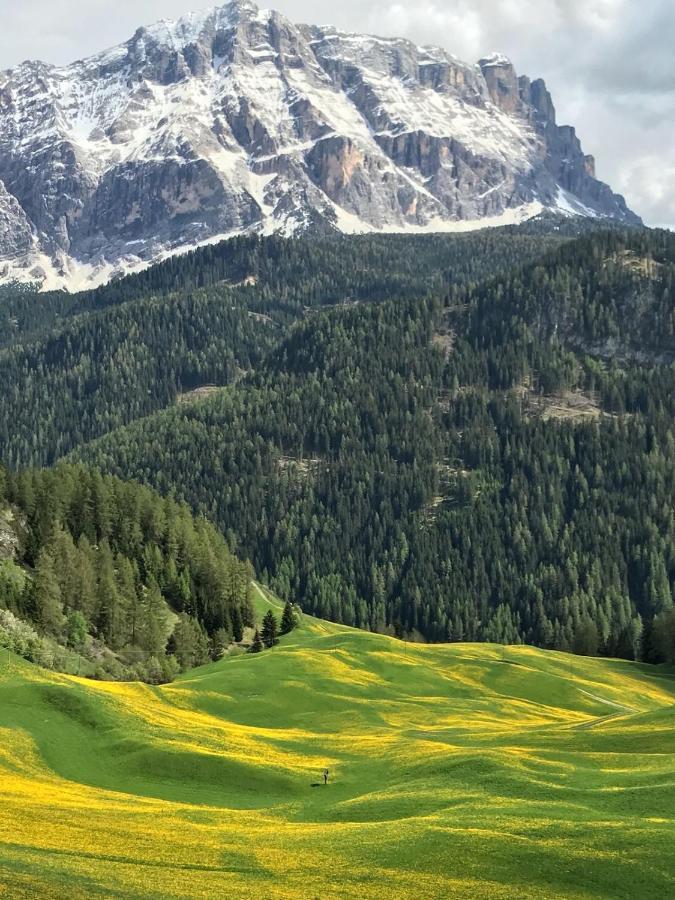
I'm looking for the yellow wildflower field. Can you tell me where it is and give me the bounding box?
[0,599,673,898]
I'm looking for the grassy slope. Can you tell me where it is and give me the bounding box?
[0,585,673,899]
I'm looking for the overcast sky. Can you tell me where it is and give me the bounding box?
[1,0,673,228]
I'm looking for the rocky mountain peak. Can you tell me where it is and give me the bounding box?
[0,2,641,290]
[479,53,521,114]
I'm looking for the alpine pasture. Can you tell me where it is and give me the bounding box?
[0,588,673,899]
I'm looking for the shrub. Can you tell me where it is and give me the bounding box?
[0,609,44,662]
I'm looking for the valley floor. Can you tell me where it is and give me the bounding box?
[0,589,673,899]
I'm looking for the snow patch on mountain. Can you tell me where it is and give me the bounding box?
[555,186,599,219]
[479,53,513,68]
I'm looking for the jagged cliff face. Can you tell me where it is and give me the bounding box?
[0,1,640,289]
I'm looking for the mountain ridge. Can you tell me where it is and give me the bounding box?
[0,0,640,290]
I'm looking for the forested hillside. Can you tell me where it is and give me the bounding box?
[0,464,254,681]
[0,224,652,469]
[0,229,564,347]
[0,290,276,467]
[0,228,568,468]
[461,228,675,362]
[1,222,674,665]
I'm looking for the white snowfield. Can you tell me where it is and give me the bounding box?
[0,0,631,291]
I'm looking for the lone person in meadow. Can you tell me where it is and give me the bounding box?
[323,768,329,785]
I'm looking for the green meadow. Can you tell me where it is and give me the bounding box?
[0,586,673,899]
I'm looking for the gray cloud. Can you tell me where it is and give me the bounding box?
[1,0,672,227]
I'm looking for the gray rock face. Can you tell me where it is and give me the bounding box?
[0,181,34,260]
[0,0,641,289]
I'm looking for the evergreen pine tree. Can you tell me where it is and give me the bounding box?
[261,610,278,648]
[232,605,244,643]
[249,629,263,653]
[73,535,98,620]
[170,613,198,669]
[96,541,120,648]
[139,578,167,655]
[280,601,296,635]
[30,550,64,636]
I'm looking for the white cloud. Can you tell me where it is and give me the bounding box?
[0,0,672,227]
[618,156,675,230]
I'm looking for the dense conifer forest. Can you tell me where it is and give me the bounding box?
[1,221,674,670]
[0,464,253,680]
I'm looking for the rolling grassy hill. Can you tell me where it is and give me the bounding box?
[0,586,673,899]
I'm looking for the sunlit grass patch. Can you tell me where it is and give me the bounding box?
[0,592,673,898]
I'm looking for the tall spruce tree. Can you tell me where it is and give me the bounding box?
[139,578,167,655]
[30,550,64,637]
[280,601,296,635]
[232,605,244,643]
[261,610,278,648]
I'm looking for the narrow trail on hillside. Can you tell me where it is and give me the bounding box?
[574,712,625,730]
[572,689,636,730]
[577,689,635,712]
